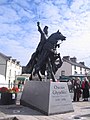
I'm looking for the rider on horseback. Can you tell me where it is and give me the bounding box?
[36,22,48,54]
[25,22,66,82]
[25,22,48,80]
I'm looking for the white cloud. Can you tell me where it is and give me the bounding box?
[0,0,90,67]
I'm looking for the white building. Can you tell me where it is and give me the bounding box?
[0,52,22,88]
[55,56,90,79]
[0,74,8,87]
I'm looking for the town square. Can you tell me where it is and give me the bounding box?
[0,0,90,120]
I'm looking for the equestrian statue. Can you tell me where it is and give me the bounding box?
[24,22,66,82]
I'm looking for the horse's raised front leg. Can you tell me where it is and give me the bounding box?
[37,71,42,81]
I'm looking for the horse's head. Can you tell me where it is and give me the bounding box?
[48,30,66,43]
[56,30,66,41]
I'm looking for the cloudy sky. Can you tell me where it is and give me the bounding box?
[0,0,90,67]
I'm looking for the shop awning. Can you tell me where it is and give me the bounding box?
[16,77,26,81]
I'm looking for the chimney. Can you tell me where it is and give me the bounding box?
[7,56,12,60]
[79,62,85,65]
[63,56,70,60]
[17,61,20,64]
[12,59,16,62]
[70,57,77,63]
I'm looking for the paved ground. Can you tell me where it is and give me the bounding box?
[0,92,90,120]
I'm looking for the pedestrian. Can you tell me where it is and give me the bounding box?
[73,78,81,102]
[18,81,21,91]
[82,78,89,101]
[67,80,72,92]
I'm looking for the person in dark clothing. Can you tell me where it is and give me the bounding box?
[82,78,89,101]
[73,79,81,102]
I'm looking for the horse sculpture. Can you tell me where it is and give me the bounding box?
[33,30,66,81]
[24,29,66,82]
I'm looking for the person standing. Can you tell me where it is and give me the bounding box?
[73,78,81,102]
[82,78,89,101]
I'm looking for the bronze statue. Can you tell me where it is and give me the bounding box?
[25,22,48,76]
[24,22,66,82]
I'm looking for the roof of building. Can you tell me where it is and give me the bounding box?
[0,52,11,60]
[0,52,21,65]
[62,56,90,70]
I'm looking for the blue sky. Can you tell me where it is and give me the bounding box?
[0,0,90,67]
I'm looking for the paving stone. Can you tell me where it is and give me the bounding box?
[0,96,90,120]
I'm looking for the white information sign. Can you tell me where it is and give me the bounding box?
[49,82,73,114]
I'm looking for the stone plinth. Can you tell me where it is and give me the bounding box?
[20,81,74,115]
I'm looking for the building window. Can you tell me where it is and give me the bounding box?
[80,67,82,71]
[80,72,82,74]
[61,70,65,76]
[8,80,10,88]
[9,70,11,76]
[74,71,77,74]
[18,72,20,75]
[15,71,16,76]
[74,65,76,70]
